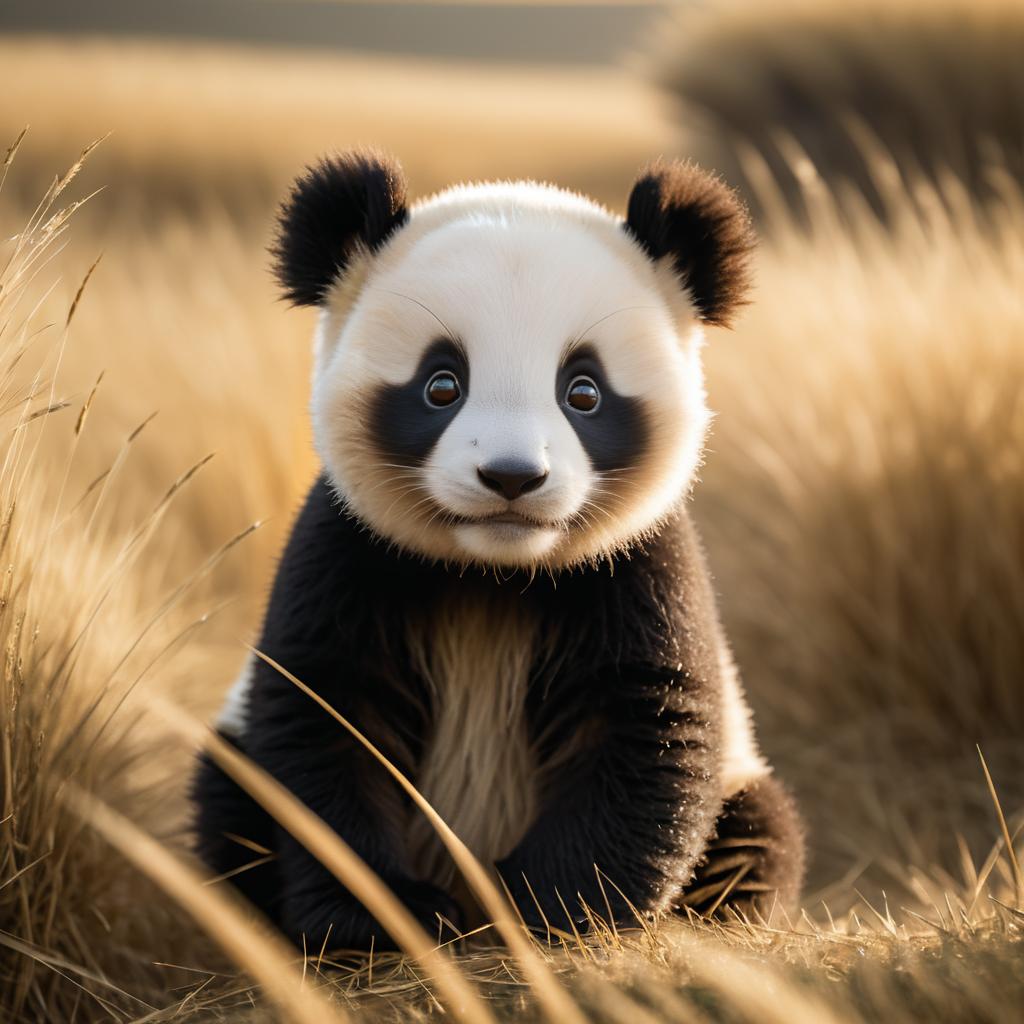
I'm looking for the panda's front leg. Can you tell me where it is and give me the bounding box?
[245,666,461,951]
[276,818,462,952]
[496,665,722,933]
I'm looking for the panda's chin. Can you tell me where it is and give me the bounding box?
[453,521,561,566]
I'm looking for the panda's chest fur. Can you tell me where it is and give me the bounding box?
[403,589,541,889]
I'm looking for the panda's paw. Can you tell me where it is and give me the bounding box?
[390,878,465,941]
[283,880,463,953]
[283,896,381,954]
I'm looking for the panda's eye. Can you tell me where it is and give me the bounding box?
[565,376,600,413]
[425,370,462,408]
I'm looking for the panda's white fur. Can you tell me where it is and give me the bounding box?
[219,176,769,806]
[311,181,710,571]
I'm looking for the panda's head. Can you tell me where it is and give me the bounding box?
[274,151,753,571]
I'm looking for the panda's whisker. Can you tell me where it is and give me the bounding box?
[407,505,441,528]
[421,506,450,531]
[361,478,423,505]
[393,481,437,501]
[367,474,427,497]
[373,289,459,345]
[364,471,417,490]
[590,483,639,508]
[564,504,600,533]
[563,304,660,358]
[586,501,625,523]
[380,487,433,523]
[575,504,620,535]
[578,492,621,518]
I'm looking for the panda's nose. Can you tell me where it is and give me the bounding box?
[477,460,549,500]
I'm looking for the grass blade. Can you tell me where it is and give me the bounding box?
[156,698,499,1024]
[64,786,351,1024]
[977,745,1024,907]
[252,646,589,1024]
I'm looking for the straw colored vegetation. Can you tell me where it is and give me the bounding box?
[0,34,668,214]
[648,0,1024,220]
[1,25,1022,1024]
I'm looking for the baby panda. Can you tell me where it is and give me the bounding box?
[192,151,805,950]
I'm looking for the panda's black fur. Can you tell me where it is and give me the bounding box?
[191,153,806,950]
[272,151,409,307]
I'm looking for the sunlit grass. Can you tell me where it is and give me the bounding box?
[647,0,1024,220]
[0,20,1022,1020]
[0,133,224,1021]
[698,141,1024,907]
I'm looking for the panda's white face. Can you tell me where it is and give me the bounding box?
[310,183,711,570]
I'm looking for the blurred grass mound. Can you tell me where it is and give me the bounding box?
[648,0,1024,221]
[0,136,225,1020]
[0,36,668,218]
[697,155,1024,906]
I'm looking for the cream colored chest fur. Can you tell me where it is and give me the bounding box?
[404,594,539,890]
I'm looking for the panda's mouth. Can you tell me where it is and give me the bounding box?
[481,512,537,526]
[446,509,565,563]
[452,511,552,530]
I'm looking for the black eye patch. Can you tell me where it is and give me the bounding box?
[369,337,468,467]
[557,345,648,473]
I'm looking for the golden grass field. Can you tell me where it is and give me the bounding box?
[648,0,1024,221]
[1,4,1023,1020]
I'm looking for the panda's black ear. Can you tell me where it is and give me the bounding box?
[624,160,754,327]
[272,150,409,307]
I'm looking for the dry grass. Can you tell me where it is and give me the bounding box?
[646,0,1024,220]
[0,25,1022,1024]
[0,135,223,1021]
[697,150,1024,910]
[0,34,670,215]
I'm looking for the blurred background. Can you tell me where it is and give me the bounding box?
[2,1,1023,1018]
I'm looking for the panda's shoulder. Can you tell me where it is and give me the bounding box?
[263,474,404,628]
[619,505,722,633]
[274,474,361,570]
[620,504,711,587]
